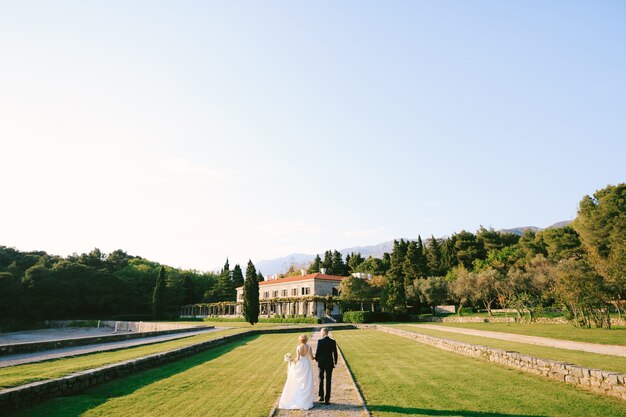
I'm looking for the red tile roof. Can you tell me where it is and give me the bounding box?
[258,273,345,286]
[230,274,348,288]
[234,273,346,290]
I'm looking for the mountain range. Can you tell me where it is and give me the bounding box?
[254,220,572,276]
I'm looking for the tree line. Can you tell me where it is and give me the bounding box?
[335,183,625,328]
[0,246,260,323]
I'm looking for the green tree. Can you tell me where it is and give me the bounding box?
[152,266,166,319]
[307,254,322,273]
[332,250,348,276]
[573,183,626,311]
[232,264,244,290]
[321,251,334,274]
[541,226,582,261]
[426,236,443,276]
[553,259,612,328]
[0,272,23,319]
[474,267,501,316]
[214,258,234,301]
[403,241,421,286]
[440,235,457,272]
[243,260,259,325]
[347,252,365,273]
[415,276,449,315]
[355,256,388,275]
[382,240,408,312]
[339,276,373,303]
[455,230,486,269]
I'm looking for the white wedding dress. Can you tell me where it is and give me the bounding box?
[278,343,315,410]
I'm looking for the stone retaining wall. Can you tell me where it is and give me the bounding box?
[0,325,350,412]
[417,316,626,326]
[0,325,212,356]
[359,324,626,401]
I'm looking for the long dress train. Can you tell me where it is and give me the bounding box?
[278,344,315,410]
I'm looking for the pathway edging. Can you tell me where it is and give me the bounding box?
[411,324,626,357]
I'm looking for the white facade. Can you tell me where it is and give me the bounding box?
[235,273,344,317]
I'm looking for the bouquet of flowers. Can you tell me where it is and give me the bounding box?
[283,352,293,363]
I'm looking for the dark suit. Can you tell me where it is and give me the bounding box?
[315,335,338,402]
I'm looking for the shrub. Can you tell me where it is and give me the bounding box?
[342,311,409,323]
[200,316,322,324]
[343,311,370,323]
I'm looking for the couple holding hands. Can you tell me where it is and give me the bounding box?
[278,328,338,410]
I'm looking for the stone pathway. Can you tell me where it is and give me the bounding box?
[0,327,219,368]
[272,330,369,417]
[410,324,626,357]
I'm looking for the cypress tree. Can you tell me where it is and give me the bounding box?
[321,250,333,274]
[214,258,234,301]
[243,260,259,325]
[232,264,244,290]
[332,250,348,276]
[152,266,166,319]
[416,235,429,277]
[403,241,420,286]
[308,254,322,274]
[383,240,408,313]
[426,235,443,276]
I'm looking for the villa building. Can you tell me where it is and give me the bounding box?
[235,272,345,317]
[179,271,348,319]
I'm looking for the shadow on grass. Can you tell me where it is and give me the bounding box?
[8,334,261,417]
[368,405,548,417]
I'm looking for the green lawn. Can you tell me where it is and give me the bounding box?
[391,325,626,374]
[0,328,246,388]
[335,329,626,417]
[8,332,302,417]
[415,322,626,346]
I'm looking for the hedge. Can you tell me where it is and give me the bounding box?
[342,311,409,323]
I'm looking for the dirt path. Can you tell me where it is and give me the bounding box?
[0,327,219,368]
[410,324,626,357]
[271,330,369,417]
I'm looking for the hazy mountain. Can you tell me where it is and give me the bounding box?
[498,220,572,236]
[497,226,542,236]
[256,221,573,275]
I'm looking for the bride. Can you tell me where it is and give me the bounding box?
[278,334,315,410]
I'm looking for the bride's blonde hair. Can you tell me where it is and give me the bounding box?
[298,334,308,344]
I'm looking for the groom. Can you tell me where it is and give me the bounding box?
[314,328,338,405]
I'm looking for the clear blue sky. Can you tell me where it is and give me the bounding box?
[1,1,624,271]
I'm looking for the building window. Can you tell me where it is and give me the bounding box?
[332,288,339,296]
[301,287,310,296]
[291,288,297,296]
[281,289,288,297]
[272,290,278,298]
[264,291,270,298]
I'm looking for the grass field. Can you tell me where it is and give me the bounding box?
[391,325,626,374]
[415,322,626,346]
[0,328,247,388]
[335,329,626,417]
[7,332,304,417]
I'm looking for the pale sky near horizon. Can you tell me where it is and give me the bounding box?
[1,1,625,272]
